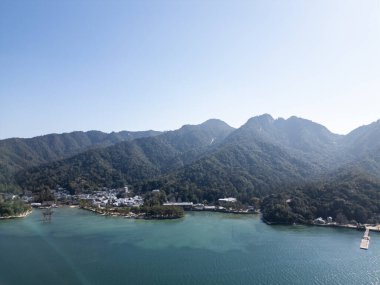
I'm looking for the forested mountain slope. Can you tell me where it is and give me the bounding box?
[261,169,380,224]
[15,119,235,193]
[0,130,160,191]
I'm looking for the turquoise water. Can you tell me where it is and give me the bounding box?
[0,208,379,285]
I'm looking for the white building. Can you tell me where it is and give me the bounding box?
[218,198,237,203]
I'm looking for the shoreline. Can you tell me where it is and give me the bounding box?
[19,206,380,232]
[263,218,380,233]
[80,205,147,219]
[69,208,380,232]
[314,223,380,233]
[0,209,32,220]
[79,205,258,220]
[78,205,258,219]
[191,208,259,215]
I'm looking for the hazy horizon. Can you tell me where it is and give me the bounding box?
[1,113,379,140]
[1,0,379,139]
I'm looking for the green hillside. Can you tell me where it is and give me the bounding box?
[2,115,380,224]
[0,130,160,192]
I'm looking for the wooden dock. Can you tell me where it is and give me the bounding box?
[360,228,370,250]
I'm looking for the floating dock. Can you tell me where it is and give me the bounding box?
[360,228,370,250]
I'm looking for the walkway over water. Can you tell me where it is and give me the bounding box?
[360,228,370,250]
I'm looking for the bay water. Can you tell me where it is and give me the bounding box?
[0,208,379,285]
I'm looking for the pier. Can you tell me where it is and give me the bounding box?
[360,228,370,250]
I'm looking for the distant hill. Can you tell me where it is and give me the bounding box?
[339,120,380,176]
[142,114,343,202]
[225,114,342,168]
[0,130,160,191]
[15,119,235,193]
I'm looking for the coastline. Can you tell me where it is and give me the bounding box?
[2,206,379,234]
[313,223,380,232]
[263,218,380,233]
[191,208,259,215]
[79,205,258,220]
[80,205,147,219]
[62,208,380,233]
[0,209,32,220]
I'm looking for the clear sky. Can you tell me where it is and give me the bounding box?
[1,0,379,139]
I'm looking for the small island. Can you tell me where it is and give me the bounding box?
[0,196,32,219]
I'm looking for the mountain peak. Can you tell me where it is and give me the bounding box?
[200,119,234,130]
[179,119,234,132]
[284,116,329,130]
[245,114,274,126]
[257,113,274,121]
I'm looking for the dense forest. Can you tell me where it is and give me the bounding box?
[142,191,184,219]
[0,198,31,218]
[261,170,380,224]
[15,119,235,193]
[0,130,160,192]
[2,115,380,224]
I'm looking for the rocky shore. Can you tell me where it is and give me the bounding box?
[0,209,32,220]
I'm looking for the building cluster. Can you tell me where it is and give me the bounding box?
[193,204,217,210]
[82,192,143,208]
[163,196,256,213]
[313,216,334,225]
[48,186,143,208]
[15,187,257,214]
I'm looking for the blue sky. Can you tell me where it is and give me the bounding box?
[1,0,379,139]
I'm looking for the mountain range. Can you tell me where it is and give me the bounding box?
[1,114,380,224]
[0,130,160,191]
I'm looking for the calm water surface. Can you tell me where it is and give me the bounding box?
[0,208,379,285]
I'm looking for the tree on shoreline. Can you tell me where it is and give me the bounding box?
[0,199,31,217]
